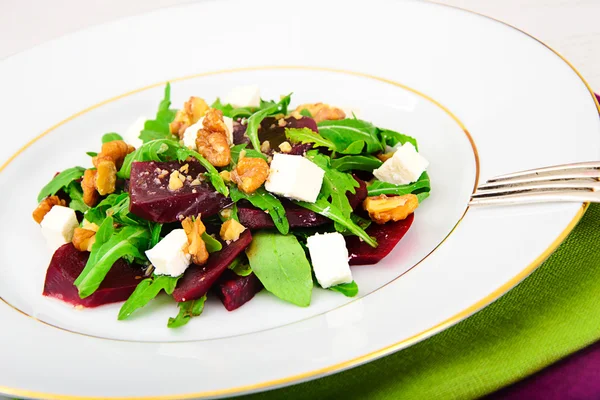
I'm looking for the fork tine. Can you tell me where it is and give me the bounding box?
[473,179,600,198]
[488,161,600,182]
[478,169,600,189]
[469,190,599,206]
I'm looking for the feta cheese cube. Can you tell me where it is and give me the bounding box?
[265,153,325,203]
[306,232,352,289]
[182,118,204,150]
[373,143,429,185]
[222,85,261,108]
[123,116,146,148]
[145,229,191,277]
[40,206,79,252]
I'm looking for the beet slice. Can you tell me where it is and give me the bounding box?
[129,160,231,223]
[257,116,318,150]
[232,120,249,145]
[43,244,144,307]
[348,176,367,210]
[238,199,329,230]
[173,230,252,302]
[346,213,414,265]
[215,270,263,311]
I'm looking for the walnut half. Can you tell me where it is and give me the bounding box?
[195,108,232,167]
[32,196,66,223]
[363,194,419,224]
[230,156,269,194]
[181,215,209,265]
[291,103,346,123]
[72,228,96,252]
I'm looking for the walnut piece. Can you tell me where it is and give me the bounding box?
[363,194,419,224]
[82,169,99,207]
[181,216,209,265]
[278,141,292,153]
[168,170,184,191]
[32,196,67,224]
[230,156,269,194]
[72,228,96,252]
[377,152,394,162]
[291,103,346,123]
[95,160,117,196]
[195,108,232,167]
[170,97,210,138]
[87,140,135,198]
[220,219,246,242]
[260,140,271,153]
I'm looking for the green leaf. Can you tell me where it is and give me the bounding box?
[177,147,229,196]
[284,127,336,151]
[64,181,90,213]
[299,108,312,117]
[86,151,98,157]
[330,155,382,172]
[75,224,151,298]
[246,232,312,307]
[211,98,254,119]
[102,132,123,143]
[367,172,431,197]
[150,223,162,247]
[202,232,222,253]
[228,255,253,277]
[37,167,85,202]
[230,186,289,235]
[118,275,180,320]
[167,295,207,328]
[245,93,292,151]
[416,191,430,203]
[378,129,418,150]
[329,281,359,297]
[230,143,267,164]
[295,197,377,247]
[317,119,383,154]
[139,83,178,143]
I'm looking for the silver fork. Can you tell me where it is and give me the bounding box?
[469,161,600,206]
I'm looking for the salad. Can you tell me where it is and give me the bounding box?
[33,84,431,328]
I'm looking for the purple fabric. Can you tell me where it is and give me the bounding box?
[486,92,600,400]
[487,341,600,400]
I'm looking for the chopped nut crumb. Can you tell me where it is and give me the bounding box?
[153,178,161,185]
[179,164,189,174]
[278,141,292,153]
[260,140,271,153]
[220,219,246,242]
[277,118,287,127]
[168,171,184,191]
[186,175,192,181]
[190,179,202,186]
[220,208,233,219]
[192,189,197,194]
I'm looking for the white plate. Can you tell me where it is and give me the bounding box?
[0,0,598,398]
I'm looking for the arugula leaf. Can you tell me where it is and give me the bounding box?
[296,197,377,247]
[285,127,336,151]
[330,155,382,172]
[230,186,289,234]
[102,133,123,143]
[245,93,291,151]
[329,281,359,297]
[75,224,151,298]
[230,143,267,164]
[202,232,222,253]
[317,119,383,154]
[73,217,115,285]
[167,295,207,328]
[379,129,418,150]
[64,181,90,213]
[85,193,141,226]
[118,275,180,320]
[37,167,85,202]
[211,98,254,119]
[118,139,228,196]
[86,151,98,157]
[228,255,253,277]
[367,172,431,197]
[246,232,313,307]
[299,108,312,117]
[416,191,430,203]
[150,223,162,247]
[306,152,358,233]
[139,83,178,143]
[84,194,120,225]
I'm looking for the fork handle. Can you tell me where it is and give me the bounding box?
[469,190,599,206]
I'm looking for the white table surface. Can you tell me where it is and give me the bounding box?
[0,0,598,399]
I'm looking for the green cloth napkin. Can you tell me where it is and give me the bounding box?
[239,204,600,400]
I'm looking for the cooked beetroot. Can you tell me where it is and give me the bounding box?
[347,177,367,209]
[257,116,318,150]
[238,200,329,229]
[346,214,414,265]
[289,143,314,156]
[43,244,144,307]
[232,120,249,145]
[215,270,263,311]
[129,160,231,223]
[173,230,252,302]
